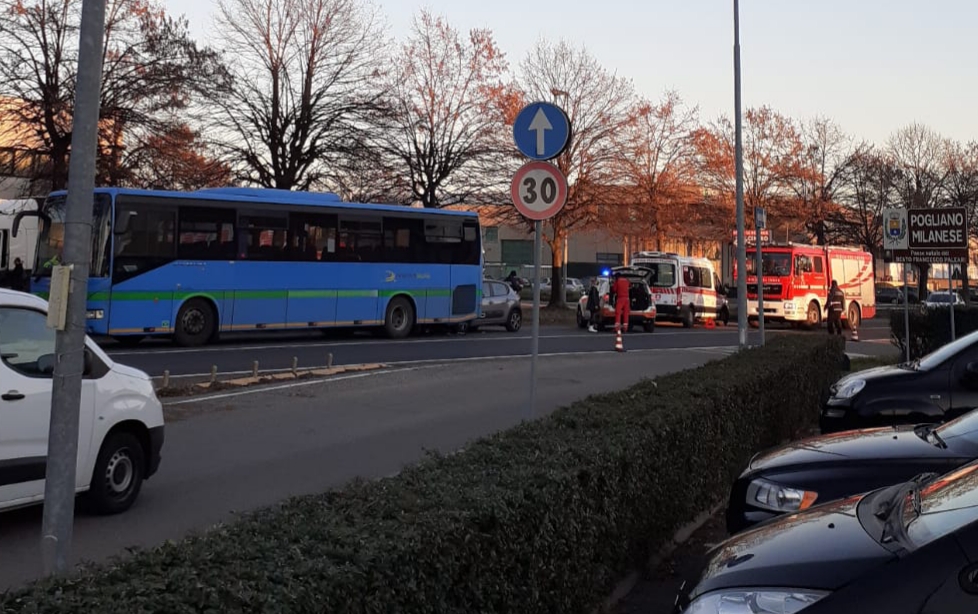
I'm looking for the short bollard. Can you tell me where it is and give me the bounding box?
[252,360,259,378]
[210,365,217,385]
[327,352,333,368]
[162,369,170,389]
[292,356,298,376]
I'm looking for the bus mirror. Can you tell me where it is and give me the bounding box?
[114,210,135,235]
[11,209,50,238]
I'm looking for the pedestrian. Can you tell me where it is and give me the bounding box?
[505,270,522,294]
[586,276,601,332]
[827,280,845,337]
[612,271,631,333]
[10,258,26,292]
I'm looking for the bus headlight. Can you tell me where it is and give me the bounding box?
[86,309,104,320]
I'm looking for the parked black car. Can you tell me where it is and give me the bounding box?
[821,329,978,433]
[677,461,978,613]
[727,407,978,534]
[876,286,904,304]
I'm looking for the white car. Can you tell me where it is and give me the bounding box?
[923,291,965,309]
[0,289,164,514]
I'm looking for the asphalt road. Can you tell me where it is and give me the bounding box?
[0,346,738,590]
[101,317,897,379]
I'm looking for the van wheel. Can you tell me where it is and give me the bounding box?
[174,299,216,347]
[86,432,145,515]
[384,296,414,339]
[682,304,695,328]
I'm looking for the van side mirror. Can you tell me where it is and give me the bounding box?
[37,353,56,375]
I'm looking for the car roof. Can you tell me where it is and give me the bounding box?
[0,288,48,310]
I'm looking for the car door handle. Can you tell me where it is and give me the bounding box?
[1,391,25,401]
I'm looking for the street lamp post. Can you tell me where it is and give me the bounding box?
[733,0,748,347]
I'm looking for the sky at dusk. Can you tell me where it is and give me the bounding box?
[166,0,978,146]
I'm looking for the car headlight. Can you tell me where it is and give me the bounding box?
[747,478,818,512]
[834,378,866,399]
[687,589,829,614]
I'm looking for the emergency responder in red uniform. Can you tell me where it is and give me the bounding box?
[613,272,631,332]
[827,280,845,336]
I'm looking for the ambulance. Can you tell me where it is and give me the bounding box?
[630,251,725,327]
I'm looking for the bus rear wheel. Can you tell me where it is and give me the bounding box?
[384,296,414,339]
[174,299,216,347]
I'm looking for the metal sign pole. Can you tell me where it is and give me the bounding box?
[950,262,956,341]
[903,264,910,363]
[529,220,542,419]
[41,0,106,576]
[733,0,748,349]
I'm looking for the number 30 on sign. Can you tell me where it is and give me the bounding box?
[511,161,568,221]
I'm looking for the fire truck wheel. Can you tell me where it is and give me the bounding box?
[847,303,861,330]
[806,301,822,329]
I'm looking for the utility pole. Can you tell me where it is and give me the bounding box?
[40,0,107,576]
[733,0,748,347]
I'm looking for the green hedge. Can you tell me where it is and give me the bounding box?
[3,336,843,614]
[890,306,978,359]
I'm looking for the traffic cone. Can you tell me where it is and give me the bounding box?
[615,326,625,352]
[851,325,859,342]
[704,318,716,330]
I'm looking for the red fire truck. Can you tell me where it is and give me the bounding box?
[735,243,876,328]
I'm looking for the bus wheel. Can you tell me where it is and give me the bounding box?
[112,335,145,347]
[384,296,414,339]
[174,299,216,347]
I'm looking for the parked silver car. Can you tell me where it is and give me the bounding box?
[472,279,523,332]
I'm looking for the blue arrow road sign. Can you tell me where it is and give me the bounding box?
[512,102,571,161]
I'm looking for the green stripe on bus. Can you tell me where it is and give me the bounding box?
[78,288,457,302]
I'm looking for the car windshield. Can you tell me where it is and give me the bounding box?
[916,330,978,371]
[745,252,791,276]
[904,463,978,548]
[934,409,978,446]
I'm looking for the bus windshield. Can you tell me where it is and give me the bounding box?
[34,195,112,278]
[746,252,791,277]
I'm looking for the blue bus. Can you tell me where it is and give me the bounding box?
[15,187,482,346]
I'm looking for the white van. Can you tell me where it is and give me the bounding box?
[630,251,725,327]
[0,289,164,514]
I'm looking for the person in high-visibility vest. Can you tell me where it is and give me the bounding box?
[827,280,845,336]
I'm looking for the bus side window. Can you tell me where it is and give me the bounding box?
[177,206,235,260]
[240,212,288,261]
[383,216,424,264]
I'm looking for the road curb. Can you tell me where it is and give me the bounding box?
[597,502,724,614]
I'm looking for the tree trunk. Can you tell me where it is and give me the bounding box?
[547,232,566,308]
[49,141,70,191]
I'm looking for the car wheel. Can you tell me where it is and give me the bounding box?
[643,321,655,333]
[174,298,216,347]
[86,431,145,515]
[576,308,587,329]
[384,296,415,339]
[506,309,522,332]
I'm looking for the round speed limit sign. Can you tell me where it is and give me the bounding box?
[511,161,568,221]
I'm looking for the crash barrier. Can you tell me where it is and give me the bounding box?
[890,306,978,360]
[2,336,844,614]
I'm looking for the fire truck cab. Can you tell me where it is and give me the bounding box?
[630,251,724,327]
[739,243,876,328]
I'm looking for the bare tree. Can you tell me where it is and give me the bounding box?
[206,0,388,191]
[0,0,222,192]
[835,147,899,257]
[610,91,699,249]
[124,123,232,191]
[793,117,859,245]
[888,123,951,294]
[374,10,510,207]
[940,140,978,300]
[517,39,634,307]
